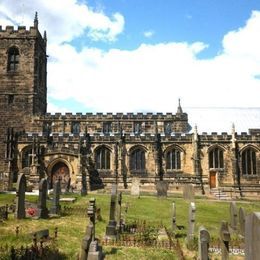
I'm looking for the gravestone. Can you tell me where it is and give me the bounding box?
[172,202,177,230]
[117,192,122,232]
[50,179,61,215]
[239,207,246,237]
[183,184,194,201]
[81,225,93,260]
[229,201,238,231]
[37,178,49,218]
[219,221,230,260]
[245,212,260,260]
[198,226,210,260]
[186,202,196,249]
[15,173,26,219]
[156,180,168,197]
[131,177,140,196]
[105,184,117,238]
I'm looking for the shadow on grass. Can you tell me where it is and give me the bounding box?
[105,247,118,255]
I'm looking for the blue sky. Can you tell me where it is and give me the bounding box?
[0,0,260,113]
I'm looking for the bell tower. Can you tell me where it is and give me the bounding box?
[0,12,47,175]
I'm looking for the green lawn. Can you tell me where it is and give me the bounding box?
[0,192,259,259]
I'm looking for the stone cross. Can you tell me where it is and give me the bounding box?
[198,226,210,260]
[50,179,61,215]
[186,202,196,249]
[172,202,177,231]
[37,179,49,218]
[239,207,246,237]
[15,173,26,219]
[219,221,230,260]
[105,184,117,238]
[229,201,238,231]
[245,212,260,260]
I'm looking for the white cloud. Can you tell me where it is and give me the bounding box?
[143,30,154,38]
[0,0,124,43]
[0,2,259,113]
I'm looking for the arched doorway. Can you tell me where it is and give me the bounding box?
[51,162,70,189]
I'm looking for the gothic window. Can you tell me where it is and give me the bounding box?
[7,47,19,72]
[209,147,224,169]
[95,146,111,170]
[71,122,80,134]
[241,148,256,175]
[166,149,181,170]
[134,122,142,134]
[130,148,145,172]
[42,122,52,134]
[103,122,112,134]
[22,148,32,168]
[164,122,172,135]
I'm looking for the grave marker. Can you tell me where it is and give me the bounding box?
[50,179,61,215]
[219,221,230,260]
[172,202,177,230]
[230,201,238,231]
[239,207,246,237]
[131,177,140,196]
[183,184,194,201]
[37,179,49,218]
[15,173,26,219]
[156,180,168,197]
[187,202,196,249]
[245,212,260,260]
[198,226,210,260]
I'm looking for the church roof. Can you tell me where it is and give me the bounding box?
[185,107,260,134]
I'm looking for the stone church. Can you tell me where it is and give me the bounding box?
[0,14,259,195]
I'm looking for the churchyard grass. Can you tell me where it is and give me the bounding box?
[0,192,259,259]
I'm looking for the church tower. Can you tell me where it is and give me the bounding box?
[0,13,47,175]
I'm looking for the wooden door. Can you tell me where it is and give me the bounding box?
[51,162,70,189]
[210,172,216,188]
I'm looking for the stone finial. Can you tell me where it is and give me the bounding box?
[34,12,38,29]
[231,123,236,149]
[44,30,47,42]
[193,124,198,141]
[176,98,183,114]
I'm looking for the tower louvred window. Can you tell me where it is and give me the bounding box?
[8,47,19,71]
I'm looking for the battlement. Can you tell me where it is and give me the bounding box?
[0,25,39,37]
[40,112,188,121]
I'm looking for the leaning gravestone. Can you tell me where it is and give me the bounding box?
[238,207,246,237]
[230,201,238,231]
[105,184,117,238]
[15,173,26,219]
[219,221,230,260]
[131,177,140,196]
[245,212,260,260]
[198,226,210,260]
[50,179,61,215]
[156,180,168,197]
[37,179,49,218]
[186,202,196,249]
[172,202,177,230]
[183,184,195,201]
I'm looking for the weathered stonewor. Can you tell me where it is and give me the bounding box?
[105,184,117,238]
[186,202,196,249]
[156,180,168,197]
[198,226,210,260]
[117,192,123,232]
[50,179,61,215]
[81,225,93,260]
[172,202,177,231]
[219,221,231,260]
[183,184,194,201]
[245,212,260,260]
[37,179,49,218]
[229,201,238,231]
[130,177,140,196]
[15,173,26,219]
[238,207,246,237]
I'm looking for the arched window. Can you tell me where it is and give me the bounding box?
[7,47,19,71]
[95,147,111,170]
[166,149,181,170]
[22,148,32,168]
[209,147,224,169]
[241,148,256,175]
[130,148,145,171]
